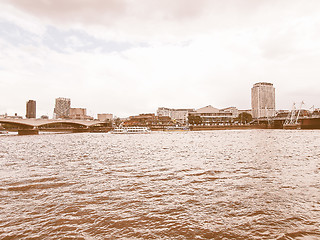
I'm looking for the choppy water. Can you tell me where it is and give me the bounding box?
[0,130,320,239]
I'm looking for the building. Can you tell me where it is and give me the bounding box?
[0,113,23,119]
[54,97,71,119]
[220,106,238,118]
[70,108,86,119]
[69,108,94,120]
[97,113,113,122]
[238,109,252,116]
[26,100,36,118]
[251,82,275,119]
[157,107,195,124]
[188,105,235,125]
[124,113,174,129]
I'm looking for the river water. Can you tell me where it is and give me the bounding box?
[0,130,319,239]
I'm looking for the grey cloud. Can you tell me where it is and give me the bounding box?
[0,20,41,46]
[43,26,135,53]
[0,19,138,53]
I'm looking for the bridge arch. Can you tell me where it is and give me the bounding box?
[37,122,88,129]
[0,120,34,129]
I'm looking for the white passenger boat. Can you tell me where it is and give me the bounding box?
[111,126,151,134]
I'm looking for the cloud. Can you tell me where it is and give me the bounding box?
[4,0,320,42]
[0,0,270,41]
[1,0,320,117]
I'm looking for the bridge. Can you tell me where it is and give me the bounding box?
[0,118,110,134]
[252,115,320,129]
[256,115,320,122]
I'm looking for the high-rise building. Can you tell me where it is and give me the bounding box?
[54,97,71,119]
[26,100,36,118]
[251,82,275,119]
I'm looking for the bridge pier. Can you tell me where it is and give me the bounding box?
[18,127,39,135]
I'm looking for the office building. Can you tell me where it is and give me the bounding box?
[251,82,275,119]
[69,108,93,120]
[54,97,71,119]
[26,100,36,118]
[69,108,86,119]
[97,113,113,122]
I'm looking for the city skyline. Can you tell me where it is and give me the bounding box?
[0,0,320,118]
[0,82,318,120]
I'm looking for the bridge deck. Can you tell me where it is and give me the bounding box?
[0,118,105,127]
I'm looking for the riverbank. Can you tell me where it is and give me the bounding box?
[190,125,268,131]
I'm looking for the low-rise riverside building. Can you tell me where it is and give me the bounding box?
[220,107,238,118]
[124,113,175,130]
[188,105,238,125]
[157,107,195,124]
[238,109,252,116]
[0,113,23,119]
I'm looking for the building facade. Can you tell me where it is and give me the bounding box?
[220,107,239,118]
[97,113,113,122]
[26,100,36,118]
[124,113,174,129]
[70,108,86,119]
[188,105,235,125]
[251,82,275,119]
[157,107,195,124]
[54,97,71,119]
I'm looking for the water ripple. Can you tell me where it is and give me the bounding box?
[0,130,320,239]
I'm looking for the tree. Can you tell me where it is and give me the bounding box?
[113,117,122,127]
[237,112,252,124]
[188,115,202,125]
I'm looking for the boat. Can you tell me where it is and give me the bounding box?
[164,125,190,131]
[111,126,151,134]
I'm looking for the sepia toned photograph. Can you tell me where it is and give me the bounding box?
[0,0,319,239]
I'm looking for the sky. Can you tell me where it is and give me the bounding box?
[0,0,319,118]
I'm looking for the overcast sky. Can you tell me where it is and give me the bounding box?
[0,0,319,118]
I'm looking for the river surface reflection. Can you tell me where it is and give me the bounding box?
[0,130,320,239]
